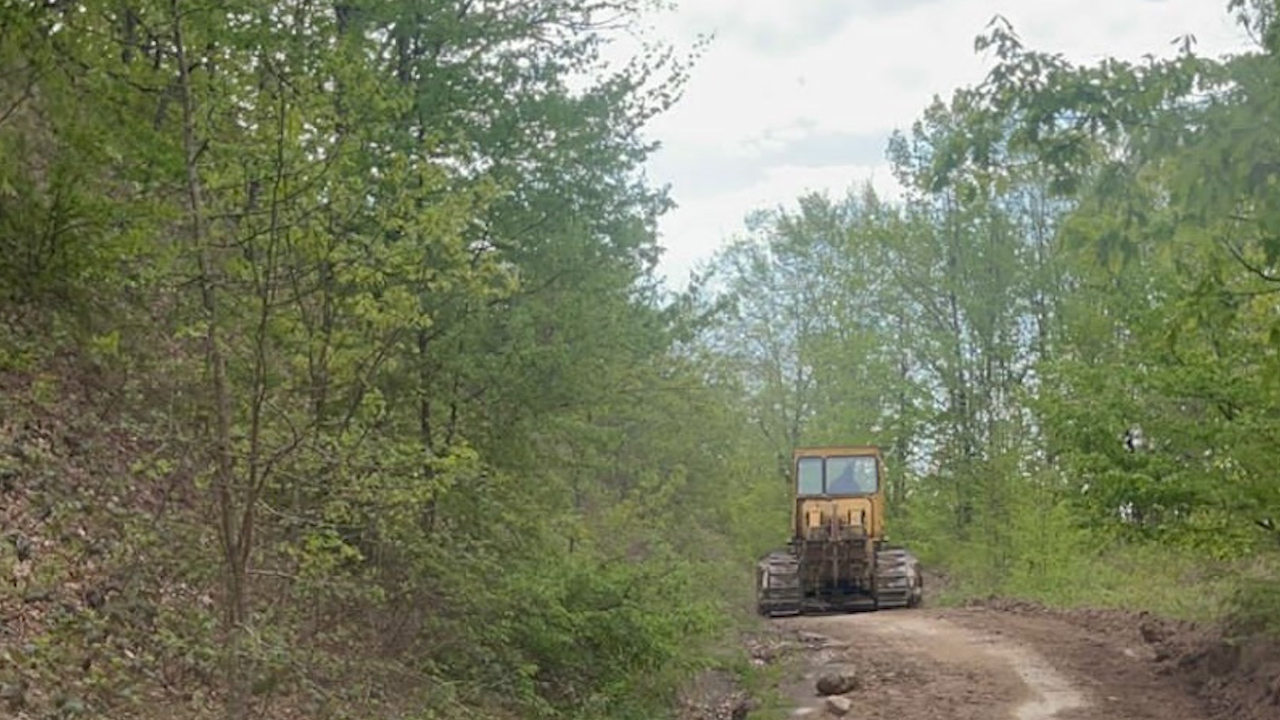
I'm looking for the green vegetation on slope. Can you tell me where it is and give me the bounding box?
[0,1,766,718]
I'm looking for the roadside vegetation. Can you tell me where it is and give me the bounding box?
[3,1,1280,719]
[0,1,764,718]
[703,0,1280,634]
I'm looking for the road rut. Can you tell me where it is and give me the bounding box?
[774,608,1209,720]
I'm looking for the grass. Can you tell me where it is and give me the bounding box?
[700,599,806,720]
[741,662,794,720]
[923,538,1249,623]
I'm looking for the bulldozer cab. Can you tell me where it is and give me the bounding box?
[791,446,886,543]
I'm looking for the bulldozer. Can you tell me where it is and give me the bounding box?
[755,445,922,616]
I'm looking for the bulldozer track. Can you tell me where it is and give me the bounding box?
[872,546,921,609]
[757,550,803,617]
[756,545,921,616]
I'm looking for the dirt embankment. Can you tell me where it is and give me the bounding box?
[966,597,1280,720]
[721,601,1280,720]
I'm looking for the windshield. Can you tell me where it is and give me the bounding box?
[796,455,879,496]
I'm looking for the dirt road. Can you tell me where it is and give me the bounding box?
[770,607,1213,720]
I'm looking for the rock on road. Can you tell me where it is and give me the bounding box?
[773,607,1211,720]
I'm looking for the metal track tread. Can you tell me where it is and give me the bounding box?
[756,550,803,616]
[874,547,920,610]
[757,547,922,616]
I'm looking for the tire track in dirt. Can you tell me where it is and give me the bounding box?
[772,608,1208,720]
[876,614,1086,720]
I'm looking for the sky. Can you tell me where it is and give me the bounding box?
[630,0,1255,289]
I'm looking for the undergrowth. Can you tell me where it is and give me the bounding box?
[926,541,1239,621]
[1222,554,1280,639]
[901,484,1271,625]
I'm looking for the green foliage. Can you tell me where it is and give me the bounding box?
[0,0,744,718]
[14,1,1280,718]
[699,0,1280,637]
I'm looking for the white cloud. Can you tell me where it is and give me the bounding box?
[655,163,904,285]
[634,0,1255,290]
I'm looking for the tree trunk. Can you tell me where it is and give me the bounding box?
[170,4,251,717]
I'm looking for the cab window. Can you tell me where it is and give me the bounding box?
[797,457,824,495]
[827,456,878,495]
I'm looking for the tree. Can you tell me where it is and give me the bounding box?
[1,0,760,718]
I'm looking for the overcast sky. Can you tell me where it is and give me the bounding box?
[632,0,1254,288]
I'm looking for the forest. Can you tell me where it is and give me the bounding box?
[1,0,1278,719]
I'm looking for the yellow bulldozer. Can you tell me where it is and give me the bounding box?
[756,445,922,616]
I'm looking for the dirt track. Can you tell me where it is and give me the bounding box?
[773,608,1214,720]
